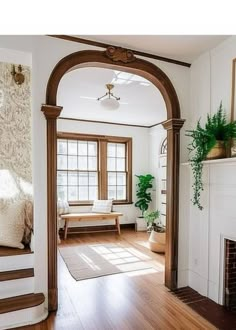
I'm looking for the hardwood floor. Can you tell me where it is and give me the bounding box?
[15,229,215,330]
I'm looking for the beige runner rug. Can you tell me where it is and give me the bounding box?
[59,243,155,281]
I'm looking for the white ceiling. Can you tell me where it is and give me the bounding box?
[81,35,230,63]
[57,67,167,126]
[58,36,230,125]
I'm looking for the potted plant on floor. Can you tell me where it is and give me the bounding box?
[143,210,166,253]
[134,174,154,231]
[186,102,236,210]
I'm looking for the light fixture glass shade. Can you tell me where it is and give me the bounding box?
[100,98,120,110]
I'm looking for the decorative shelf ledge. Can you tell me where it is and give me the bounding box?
[181,157,236,166]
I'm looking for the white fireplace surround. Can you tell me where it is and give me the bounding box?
[180,157,236,304]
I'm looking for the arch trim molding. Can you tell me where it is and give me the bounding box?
[42,48,185,311]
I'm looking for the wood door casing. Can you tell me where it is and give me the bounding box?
[42,47,185,311]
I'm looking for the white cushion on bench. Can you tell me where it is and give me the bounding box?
[91,200,113,213]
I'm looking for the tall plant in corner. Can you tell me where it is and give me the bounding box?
[186,102,236,210]
[135,174,154,217]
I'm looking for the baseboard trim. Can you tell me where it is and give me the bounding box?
[59,223,135,235]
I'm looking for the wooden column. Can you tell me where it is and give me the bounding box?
[41,104,62,311]
[162,118,185,290]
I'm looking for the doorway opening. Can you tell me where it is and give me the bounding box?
[56,66,167,304]
[42,48,184,311]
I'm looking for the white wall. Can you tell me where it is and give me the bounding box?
[57,118,150,224]
[149,125,166,216]
[0,35,190,313]
[143,56,191,288]
[187,36,236,303]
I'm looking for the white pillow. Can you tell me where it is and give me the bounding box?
[91,200,113,213]
[0,200,25,249]
[57,200,70,215]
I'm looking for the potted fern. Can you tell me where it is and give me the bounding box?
[143,210,166,253]
[134,174,154,231]
[186,102,236,210]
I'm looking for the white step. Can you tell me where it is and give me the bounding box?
[0,293,47,330]
[0,254,34,272]
[0,277,34,299]
[0,302,47,330]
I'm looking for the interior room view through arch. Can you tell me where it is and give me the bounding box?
[55,66,169,313]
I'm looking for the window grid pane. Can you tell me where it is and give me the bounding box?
[79,186,88,200]
[107,171,127,201]
[78,141,87,155]
[68,172,77,186]
[88,142,97,156]
[68,156,77,170]
[57,171,67,185]
[57,140,67,155]
[58,155,67,170]
[68,186,78,201]
[68,140,77,155]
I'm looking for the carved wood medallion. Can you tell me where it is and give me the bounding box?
[105,46,136,63]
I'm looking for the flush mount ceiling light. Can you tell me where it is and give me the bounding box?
[97,84,120,110]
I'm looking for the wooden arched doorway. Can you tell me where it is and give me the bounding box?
[41,47,185,311]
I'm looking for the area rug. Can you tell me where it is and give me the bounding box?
[59,243,154,281]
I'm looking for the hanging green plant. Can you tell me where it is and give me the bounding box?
[186,102,236,210]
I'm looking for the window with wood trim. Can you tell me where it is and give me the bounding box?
[57,132,132,205]
[160,137,167,155]
[160,137,167,225]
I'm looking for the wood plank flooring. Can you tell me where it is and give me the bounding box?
[14,229,215,330]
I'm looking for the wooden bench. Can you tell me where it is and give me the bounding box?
[60,212,123,240]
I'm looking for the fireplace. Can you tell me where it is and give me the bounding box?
[224,239,236,312]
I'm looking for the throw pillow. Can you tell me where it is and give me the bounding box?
[91,200,113,213]
[57,200,70,244]
[0,200,25,249]
[57,200,70,215]
[22,199,33,245]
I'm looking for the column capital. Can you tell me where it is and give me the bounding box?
[41,104,63,119]
[162,118,185,131]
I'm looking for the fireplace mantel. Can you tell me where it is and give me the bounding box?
[181,157,236,166]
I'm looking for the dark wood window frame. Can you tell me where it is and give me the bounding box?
[57,132,132,206]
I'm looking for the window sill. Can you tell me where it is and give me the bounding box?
[113,201,133,205]
[69,201,133,207]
